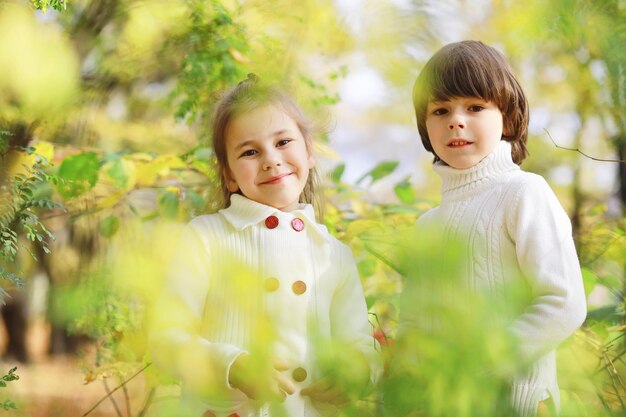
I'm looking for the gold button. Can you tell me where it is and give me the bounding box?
[264,277,279,292]
[291,280,307,295]
[292,367,307,382]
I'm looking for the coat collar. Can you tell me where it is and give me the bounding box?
[219,194,330,242]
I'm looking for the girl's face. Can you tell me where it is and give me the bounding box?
[224,104,315,212]
[425,96,505,169]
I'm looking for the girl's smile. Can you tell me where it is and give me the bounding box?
[260,172,293,185]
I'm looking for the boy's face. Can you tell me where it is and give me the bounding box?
[224,103,315,212]
[425,96,505,169]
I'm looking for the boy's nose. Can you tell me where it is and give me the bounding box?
[448,110,466,129]
[448,115,466,130]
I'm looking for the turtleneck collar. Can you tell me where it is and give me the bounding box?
[433,140,520,202]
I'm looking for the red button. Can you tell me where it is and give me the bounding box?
[292,280,307,295]
[265,215,279,229]
[228,414,240,417]
[291,218,305,232]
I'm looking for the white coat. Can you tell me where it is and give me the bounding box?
[151,194,378,417]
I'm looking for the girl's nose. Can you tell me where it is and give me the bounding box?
[262,152,282,170]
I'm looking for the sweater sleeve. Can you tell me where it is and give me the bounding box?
[329,243,382,386]
[506,175,587,363]
[149,221,246,400]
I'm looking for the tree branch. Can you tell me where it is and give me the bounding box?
[544,129,626,163]
[81,362,152,417]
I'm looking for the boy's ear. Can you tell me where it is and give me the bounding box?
[502,119,513,137]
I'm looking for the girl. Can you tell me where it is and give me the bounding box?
[150,75,378,417]
[403,41,587,417]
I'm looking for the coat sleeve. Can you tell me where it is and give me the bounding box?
[506,175,587,363]
[149,221,246,400]
[329,243,382,385]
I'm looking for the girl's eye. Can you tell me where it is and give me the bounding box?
[469,105,485,112]
[240,149,257,158]
[276,139,292,147]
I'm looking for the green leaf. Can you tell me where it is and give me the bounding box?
[581,267,598,296]
[99,215,120,238]
[159,191,180,220]
[193,147,213,161]
[187,190,205,211]
[56,152,99,199]
[394,177,416,204]
[357,161,399,184]
[357,258,377,277]
[330,163,345,183]
[106,158,129,189]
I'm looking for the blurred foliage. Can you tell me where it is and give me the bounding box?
[31,0,67,12]
[0,0,624,416]
[0,366,19,411]
[0,141,61,302]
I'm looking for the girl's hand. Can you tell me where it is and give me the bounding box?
[229,354,295,402]
[537,400,552,417]
[300,376,349,407]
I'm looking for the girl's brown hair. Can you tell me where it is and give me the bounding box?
[211,74,322,213]
[412,40,529,165]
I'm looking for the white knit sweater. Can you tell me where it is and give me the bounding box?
[411,141,586,417]
[150,194,378,417]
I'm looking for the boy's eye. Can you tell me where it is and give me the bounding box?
[469,105,485,112]
[276,139,292,147]
[432,108,448,116]
[239,149,257,158]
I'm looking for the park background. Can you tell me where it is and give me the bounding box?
[0,0,624,416]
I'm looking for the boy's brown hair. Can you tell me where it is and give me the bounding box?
[412,40,529,165]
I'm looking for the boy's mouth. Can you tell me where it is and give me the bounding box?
[447,139,473,147]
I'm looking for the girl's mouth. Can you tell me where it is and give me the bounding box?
[261,173,291,184]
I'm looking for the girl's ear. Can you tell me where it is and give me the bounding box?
[307,153,316,169]
[223,168,239,192]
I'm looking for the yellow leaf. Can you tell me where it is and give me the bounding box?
[344,219,383,241]
[135,155,185,187]
[96,190,127,210]
[313,142,340,160]
[33,141,55,162]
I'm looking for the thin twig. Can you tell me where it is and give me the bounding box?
[123,384,131,417]
[544,129,626,163]
[137,387,156,417]
[602,351,626,410]
[81,362,152,417]
[103,378,124,417]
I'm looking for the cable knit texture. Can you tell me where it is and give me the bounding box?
[415,141,587,417]
[150,195,379,417]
